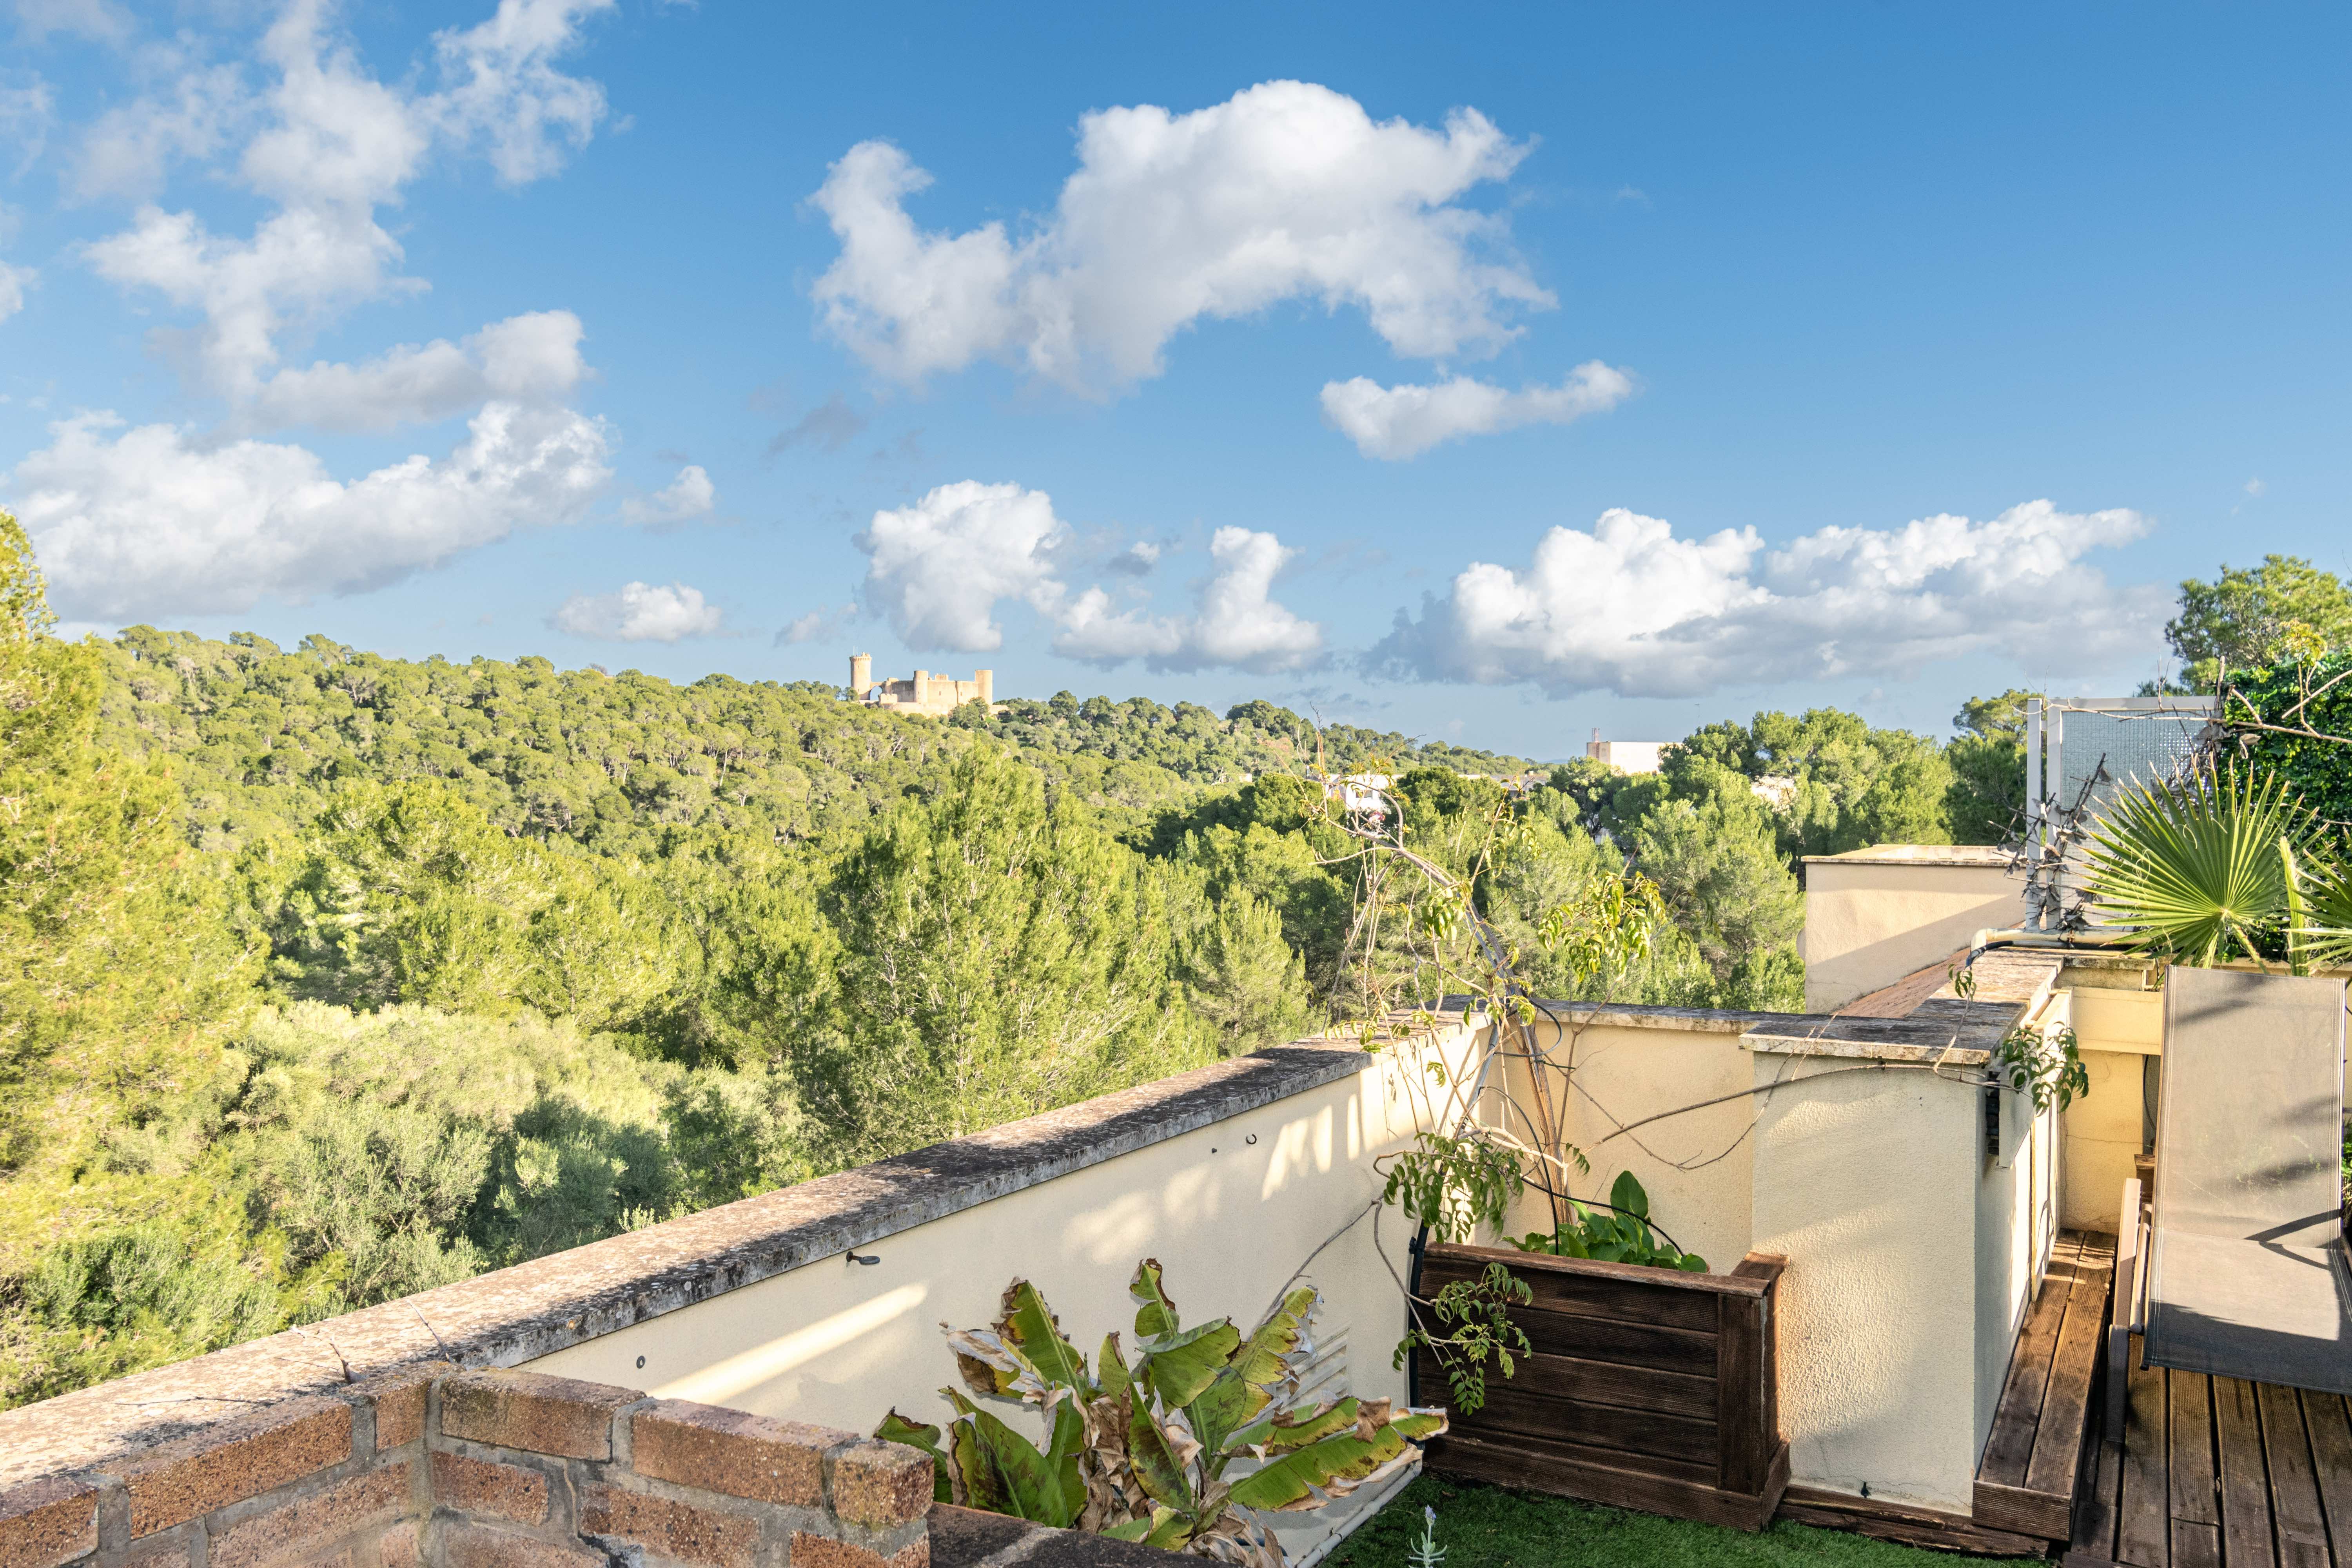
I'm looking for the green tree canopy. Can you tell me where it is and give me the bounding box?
[1945,688,2039,844]
[2166,555,2352,691]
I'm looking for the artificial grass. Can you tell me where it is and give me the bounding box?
[1323,1475,2035,1568]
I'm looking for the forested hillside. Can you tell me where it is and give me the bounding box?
[1,510,2043,1410]
[94,628,1534,858]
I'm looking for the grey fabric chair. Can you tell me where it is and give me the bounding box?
[2138,966,2350,1396]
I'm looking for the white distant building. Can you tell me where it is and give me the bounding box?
[1326,772,1392,818]
[1585,729,1665,774]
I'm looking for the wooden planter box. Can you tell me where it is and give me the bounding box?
[1414,1241,1791,1531]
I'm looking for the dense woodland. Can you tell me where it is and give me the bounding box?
[17,516,2303,1410]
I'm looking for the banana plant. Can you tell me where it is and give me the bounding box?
[875,1260,1447,1568]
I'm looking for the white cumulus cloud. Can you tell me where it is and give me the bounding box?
[13,0,133,45]
[812,80,1550,394]
[236,309,590,432]
[0,259,31,322]
[427,0,615,186]
[776,602,854,646]
[8,399,612,620]
[1321,361,1635,460]
[853,480,1324,672]
[70,63,252,201]
[620,462,714,524]
[857,480,1068,651]
[1056,526,1323,673]
[80,0,614,419]
[1372,500,2163,698]
[551,580,720,642]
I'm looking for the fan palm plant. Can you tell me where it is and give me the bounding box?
[2291,854,2352,970]
[2080,765,2318,967]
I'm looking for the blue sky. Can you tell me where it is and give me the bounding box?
[2,1,2345,757]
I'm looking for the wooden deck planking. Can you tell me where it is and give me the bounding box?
[2263,1381,2333,1568]
[2117,1354,2172,1567]
[2172,1370,2219,1528]
[2310,1390,2352,1559]
[2214,1376,2279,1567]
[2072,1341,2352,1568]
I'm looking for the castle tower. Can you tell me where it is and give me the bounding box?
[849,653,873,699]
[976,669,993,707]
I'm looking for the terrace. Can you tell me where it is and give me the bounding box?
[1,843,2345,1568]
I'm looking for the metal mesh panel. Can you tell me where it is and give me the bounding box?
[2045,700,2214,819]
[2018,696,2219,930]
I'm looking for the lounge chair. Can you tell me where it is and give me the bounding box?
[2112,967,2350,1416]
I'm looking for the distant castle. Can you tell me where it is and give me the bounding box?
[849,653,995,717]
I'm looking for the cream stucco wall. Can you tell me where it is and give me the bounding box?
[526,1051,1441,1423]
[2063,1050,2147,1232]
[2071,986,2162,1055]
[1973,991,2065,1464]
[1495,1016,1757,1269]
[1747,1045,2047,1516]
[1801,849,2032,1012]
[521,1041,1463,1560]
[518,1001,2064,1533]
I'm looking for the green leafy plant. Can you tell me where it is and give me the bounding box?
[2290,853,2352,972]
[877,1262,1447,1568]
[1392,1262,1531,1417]
[2081,765,2312,965]
[1406,1505,1443,1568]
[1994,1022,2091,1113]
[1380,1132,1529,1246]
[1505,1171,1709,1273]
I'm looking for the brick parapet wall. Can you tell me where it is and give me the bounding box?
[0,1372,928,1568]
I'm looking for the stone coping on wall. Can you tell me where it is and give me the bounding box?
[1436,996,1799,1034]
[1739,1000,2032,1066]
[0,1037,1398,1490]
[1798,845,2016,868]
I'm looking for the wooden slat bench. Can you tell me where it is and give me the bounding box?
[1975,1230,2117,1543]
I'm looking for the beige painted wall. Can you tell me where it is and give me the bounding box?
[1973,992,2065,1462]
[521,1039,1468,1561]
[2064,1050,2146,1232]
[2071,987,2161,1055]
[1801,850,2032,1012]
[519,1004,2062,1530]
[1748,1047,2033,1516]
[1494,1017,1757,1269]
[527,1051,1443,1422]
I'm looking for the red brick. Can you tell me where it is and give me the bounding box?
[441,1524,603,1568]
[376,1522,420,1568]
[788,1533,929,1568]
[577,1485,756,1568]
[348,1364,450,1453]
[0,1476,98,1568]
[437,1372,641,1462]
[207,1461,416,1568]
[111,1399,354,1539]
[428,1453,546,1527]
[629,1401,841,1508]
[825,1444,931,1529]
